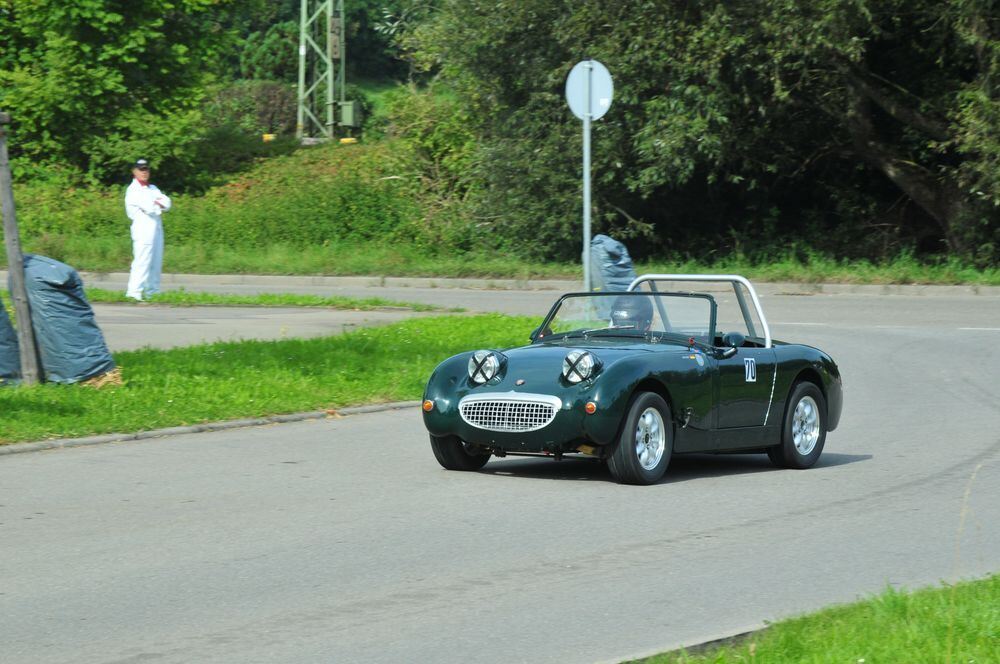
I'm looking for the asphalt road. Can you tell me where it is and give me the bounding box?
[92,304,424,351]
[2,289,999,663]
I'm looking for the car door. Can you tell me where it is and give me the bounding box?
[715,347,777,428]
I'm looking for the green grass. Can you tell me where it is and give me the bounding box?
[13,236,575,280]
[635,574,1000,663]
[79,288,451,311]
[640,250,1000,287]
[7,237,998,285]
[0,314,533,445]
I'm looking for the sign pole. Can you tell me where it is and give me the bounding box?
[0,112,41,385]
[296,0,307,139]
[566,59,612,293]
[582,61,592,292]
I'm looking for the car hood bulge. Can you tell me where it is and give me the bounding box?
[494,338,690,383]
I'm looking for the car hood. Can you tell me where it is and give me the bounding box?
[506,337,691,364]
[471,337,692,389]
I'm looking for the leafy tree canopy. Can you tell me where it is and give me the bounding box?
[0,0,242,179]
[405,0,1000,263]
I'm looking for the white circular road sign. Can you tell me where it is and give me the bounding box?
[565,60,614,120]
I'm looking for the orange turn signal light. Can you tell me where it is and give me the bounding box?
[585,401,597,414]
[422,400,434,412]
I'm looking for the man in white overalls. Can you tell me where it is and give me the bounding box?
[124,159,171,301]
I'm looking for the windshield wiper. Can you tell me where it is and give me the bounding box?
[563,324,638,339]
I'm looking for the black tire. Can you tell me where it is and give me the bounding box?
[607,392,673,485]
[768,382,827,469]
[429,434,490,471]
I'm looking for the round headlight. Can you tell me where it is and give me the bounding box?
[563,350,597,383]
[468,350,501,384]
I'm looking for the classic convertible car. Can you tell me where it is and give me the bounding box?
[421,275,843,484]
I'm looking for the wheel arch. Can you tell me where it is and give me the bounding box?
[632,377,674,416]
[627,378,680,442]
[774,345,842,431]
[780,366,834,432]
[791,367,825,397]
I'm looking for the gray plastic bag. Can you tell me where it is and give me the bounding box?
[589,234,637,293]
[14,255,115,384]
[0,294,19,384]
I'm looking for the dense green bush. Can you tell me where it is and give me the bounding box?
[81,107,299,194]
[203,80,299,136]
[12,141,423,252]
[240,21,299,82]
[376,85,486,251]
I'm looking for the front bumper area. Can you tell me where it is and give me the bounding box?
[423,389,619,453]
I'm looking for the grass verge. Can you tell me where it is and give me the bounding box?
[642,251,1000,287]
[80,288,452,311]
[633,574,1000,663]
[6,238,999,286]
[0,314,532,445]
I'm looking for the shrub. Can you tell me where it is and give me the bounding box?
[203,80,299,135]
[378,85,486,252]
[164,141,424,248]
[240,21,299,83]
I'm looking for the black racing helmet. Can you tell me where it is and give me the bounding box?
[610,294,654,331]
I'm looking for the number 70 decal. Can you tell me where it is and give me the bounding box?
[744,358,757,382]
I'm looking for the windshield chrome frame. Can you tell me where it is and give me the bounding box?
[534,291,718,347]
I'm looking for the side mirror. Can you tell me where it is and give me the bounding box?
[722,331,746,349]
[717,332,745,359]
[718,346,738,359]
[530,326,552,342]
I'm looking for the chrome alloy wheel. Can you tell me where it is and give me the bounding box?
[792,395,821,455]
[634,407,666,470]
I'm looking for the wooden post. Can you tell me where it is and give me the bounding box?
[0,112,41,385]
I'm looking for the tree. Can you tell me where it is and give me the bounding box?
[0,0,238,179]
[240,21,299,82]
[407,0,1000,263]
[238,1,408,84]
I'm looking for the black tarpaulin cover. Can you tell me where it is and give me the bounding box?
[14,255,115,384]
[0,293,19,383]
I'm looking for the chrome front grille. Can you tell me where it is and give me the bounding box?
[459,393,561,432]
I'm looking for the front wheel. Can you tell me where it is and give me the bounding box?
[607,392,673,485]
[429,434,490,471]
[768,382,827,469]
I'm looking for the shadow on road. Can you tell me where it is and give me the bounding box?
[666,451,873,483]
[478,451,872,484]
[482,456,610,481]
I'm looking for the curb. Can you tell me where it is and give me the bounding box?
[4,271,998,296]
[91,272,1000,296]
[605,624,767,664]
[0,400,421,457]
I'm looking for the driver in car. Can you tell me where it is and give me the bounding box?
[610,295,654,332]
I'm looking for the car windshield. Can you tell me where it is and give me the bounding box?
[537,292,716,344]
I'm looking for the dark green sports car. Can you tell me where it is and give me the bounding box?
[422,275,843,485]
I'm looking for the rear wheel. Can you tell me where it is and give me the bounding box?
[429,434,490,471]
[768,382,827,469]
[607,392,673,485]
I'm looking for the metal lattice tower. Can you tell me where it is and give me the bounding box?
[297,0,347,139]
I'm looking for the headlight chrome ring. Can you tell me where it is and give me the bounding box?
[563,350,599,383]
[468,350,503,384]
